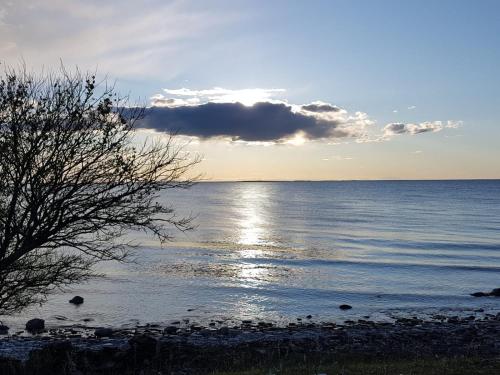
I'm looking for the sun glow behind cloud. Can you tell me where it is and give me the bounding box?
[159,87,286,107]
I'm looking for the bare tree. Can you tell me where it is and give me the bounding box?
[0,65,198,314]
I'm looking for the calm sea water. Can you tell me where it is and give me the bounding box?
[4,180,500,329]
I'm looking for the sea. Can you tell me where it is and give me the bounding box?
[3,180,500,330]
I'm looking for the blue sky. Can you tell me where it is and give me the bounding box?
[1,0,499,179]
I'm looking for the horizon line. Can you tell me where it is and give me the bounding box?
[196,178,500,183]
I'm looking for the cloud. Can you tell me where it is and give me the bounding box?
[161,87,285,106]
[383,121,461,136]
[0,1,235,78]
[137,88,376,143]
[134,87,460,145]
[136,101,361,142]
[301,101,340,113]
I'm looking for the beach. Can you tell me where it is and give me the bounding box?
[1,313,500,374]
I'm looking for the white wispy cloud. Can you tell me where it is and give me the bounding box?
[383,120,462,137]
[0,0,236,78]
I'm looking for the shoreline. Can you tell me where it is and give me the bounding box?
[1,312,499,374]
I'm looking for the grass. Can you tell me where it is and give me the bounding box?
[213,357,500,375]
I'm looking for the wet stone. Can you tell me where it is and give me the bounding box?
[25,319,45,334]
[0,324,9,335]
[69,296,84,305]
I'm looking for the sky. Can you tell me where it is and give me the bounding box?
[0,0,499,180]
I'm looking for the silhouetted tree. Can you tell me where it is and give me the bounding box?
[0,65,198,313]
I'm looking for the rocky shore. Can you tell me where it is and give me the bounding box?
[1,312,500,374]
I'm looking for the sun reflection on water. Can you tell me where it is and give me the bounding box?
[235,183,273,246]
[231,183,278,319]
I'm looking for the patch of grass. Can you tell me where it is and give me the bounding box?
[213,357,500,375]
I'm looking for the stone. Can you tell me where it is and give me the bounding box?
[306,315,312,319]
[489,288,500,297]
[26,318,45,333]
[471,292,489,297]
[339,304,352,310]
[0,323,9,335]
[94,328,113,337]
[69,296,84,305]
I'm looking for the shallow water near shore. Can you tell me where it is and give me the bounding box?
[2,180,500,331]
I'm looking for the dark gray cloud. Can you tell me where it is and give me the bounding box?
[384,123,407,134]
[301,103,340,113]
[134,102,352,142]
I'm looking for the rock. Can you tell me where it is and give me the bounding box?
[94,328,113,337]
[0,323,9,335]
[306,315,312,319]
[489,288,500,297]
[241,320,252,324]
[471,292,489,297]
[339,304,352,310]
[69,296,84,305]
[164,326,178,335]
[26,318,45,333]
